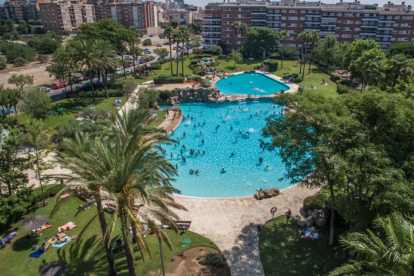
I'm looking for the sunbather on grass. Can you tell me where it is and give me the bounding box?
[56,235,77,245]
[39,242,49,254]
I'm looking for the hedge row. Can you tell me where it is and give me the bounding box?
[153,75,185,84]
[263,60,279,71]
[197,55,212,58]
[78,89,123,98]
[191,59,198,64]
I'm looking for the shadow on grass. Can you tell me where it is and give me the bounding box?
[56,235,130,276]
[11,236,34,252]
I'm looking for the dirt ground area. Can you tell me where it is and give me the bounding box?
[152,83,195,90]
[0,54,55,88]
[165,246,231,276]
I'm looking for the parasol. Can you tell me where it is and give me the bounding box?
[39,261,67,276]
[21,215,49,231]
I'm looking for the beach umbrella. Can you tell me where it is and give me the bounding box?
[252,87,259,97]
[21,215,49,231]
[39,261,67,276]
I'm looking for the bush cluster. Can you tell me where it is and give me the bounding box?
[138,88,159,108]
[263,60,279,71]
[197,55,212,58]
[158,90,172,101]
[337,84,349,94]
[153,75,185,84]
[78,89,123,98]
[197,251,226,267]
[199,78,211,88]
[14,57,28,67]
[294,77,303,83]
[330,73,341,82]
[191,59,198,64]
[339,79,351,86]
[324,68,333,75]
[142,38,152,46]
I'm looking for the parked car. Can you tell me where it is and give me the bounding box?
[82,82,91,88]
[144,51,152,54]
[144,48,150,51]
[38,86,51,92]
[163,42,170,45]
[156,44,162,47]
[157,56,164,60]
[173,46,177,50]
[124,64,131,68]
[125,69,132,73]
[83,76,89,81]
[125,55,133,60]
[139,59,145,64]
[149,34,153,37]
[116,66,123,71]
[53,83,67,89]
[152,56,156,60]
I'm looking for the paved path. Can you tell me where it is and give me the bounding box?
[172,185,318,276]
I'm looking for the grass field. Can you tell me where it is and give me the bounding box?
[148,110,166,128]
[0,193,219,276]
[259,215,347,276]
[16,97,127,132]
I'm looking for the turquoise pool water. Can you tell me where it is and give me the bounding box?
[215,72,290,96]
[162,99,291,198]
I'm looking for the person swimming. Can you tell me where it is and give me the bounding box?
[190,169,194,174]
[265,165,269,169]
[229,82,232,84]
[235,137,238,141]
[231,152,235,156]
[198,149,200,154]
[194,124,196,127]
[198,122,200,126]
[250,115,252,118]
[231,126,233,130]
[183,145,186,149]
[195,170,199,175]
[183,132,186,136]
[176,164,178,169]
[259,157,263,162]
[175,144,177,147]
[202,139,205,143]
[222,168,226,173]
[203,150,206,154]
[170,152,173,157]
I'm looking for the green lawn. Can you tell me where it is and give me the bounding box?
[272,60,339,98]
[16,97,127,132]
[259,215,347,276]
[148,110,166,128]
[0,193,219,276]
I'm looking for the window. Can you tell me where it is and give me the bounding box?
[342,34,351,38]
[355,28,360,31]
[290,10,298,13]
[228,14,232,18]
[402,16,413,20]
[247,14,251,18]
[391,30,397,34]
[287,23,298,27]
[222,34,226,37]
[336,20,342,23]
[345,13,354,17]
[281,9,287,13]
[281,16,286,20]
[356,21,361,24]
[399,30,411,34]
[337,13,342,16]
[393,23,399,27]
[343,20,354,24]
[335,34,339,37]
[390,37,396,41]
[394,16,400,19]
[222,14,227,18]
[398,37,409,42]
[353,35,360,38]
[401,23,412,27]
[246,8,251,11]
[288,17,298,20]
[301,10,306,13]
[246,21,251,25]
[281,23,286,27]
[300,17,305,20]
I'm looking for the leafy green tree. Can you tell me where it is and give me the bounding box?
[4,88,21,115]
[94,40,119,98]
[352,49,385,91]
[153,47,169,59]
[169,20,178,29]
[25,119,55,207]
[0,127,31,196]
[37,54,48,63]
[312,35,342,68]
[128,27,142,77]
[330,213,414,276]
[230,50,242,69]
[172,30,183,76]
[231,21,240,50]
[46,46,77,90]
[13,57,28,67]
[208,45,222,55]
[280,30,290,69]
[35,19,42,25]
[0,187,33,228]
[142,38,151,46]
[385,54,414,94]
[386,42,414,59]
[164,26,175,76]
[121,80,137,98]
[243,27,280,58]
[187,23,201,33]
[19,88,51,119]
[7,73,33,93]
[190,34,202,49]
[179,26,190,75]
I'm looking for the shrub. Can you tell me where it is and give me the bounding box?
[197,251,225,267]
[303,189,330,212]
[208,45,222,55]
[330,73,341,82]
[0,60,6,70]
[298,84,305,93]
[197,55,212,58]
[294,77,303,83]
[192,67,203,75]
[158,90,172,101]
[253,65,261,70]
[269,52,280,59]
[153,75,185,84]
[217,55,226,60]
[193,49,203,55]
[282,75,290,79]
[339,79,351,86]
[55,119,104,138]
[37,54,49,63]
[146,63,161,70]
[199,78,211,88]
[187,75,201,82]
[337,84,349,94]
[138,88,159,108]
[142,38,152,46]
[14,57,28,66]
[263,60,279,71]
[78,89,123,98]
[324,68,333,75]
[191,59,198,65]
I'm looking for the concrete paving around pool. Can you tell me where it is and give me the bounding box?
[172,185,318,276]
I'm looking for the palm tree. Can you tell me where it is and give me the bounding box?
[231,21,240,51]
[298,30,311,79]
[354,50,384,91]
[280,30,290,69]
[172,30,182,76]
[95,41,119,98]
[164,27,175,76]
[368,58,386,87]
[53,134,118,276]
[238,23,247,50]
[72,39,102,103]
[129,28,143,77]
[308,30,320,74]
[385,54,414,94]
[330,213,414,276]
[179,26,191,76]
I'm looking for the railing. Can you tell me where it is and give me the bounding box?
[307,13,322,16]
[305,20,321,23]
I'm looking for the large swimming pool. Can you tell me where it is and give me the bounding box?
[162,99,292,198]
[215,72,290,96]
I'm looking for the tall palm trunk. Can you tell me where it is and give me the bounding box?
[68,71,73,92]
[168,37,173,76]
[181,41,185,76]
[234,30,237,50]
[122,53,126,79]
[328,182,335,246]
[103,71,109,99]
[121,217,137,276]
[176,41,180,76]
[302,42,308,79]
[131,220,145,263]
[88,70,96,103]
[390,72,399,94]
[299,51,302,75]
[281,39,284,69]
[132,45,136,77]
[95,191,117,276]
[308,41,315,74]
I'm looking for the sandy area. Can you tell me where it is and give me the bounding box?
[0,55,55,88]
[152,83,195,90]
[165,246,231,276]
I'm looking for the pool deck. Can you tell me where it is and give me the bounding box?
[172,185,319,276]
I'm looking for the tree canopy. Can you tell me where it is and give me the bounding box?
[242,27,280,57]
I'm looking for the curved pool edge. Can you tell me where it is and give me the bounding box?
[212,71,299,95]
[173,182,300,199]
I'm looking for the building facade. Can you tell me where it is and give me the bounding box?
[202,0,414,51]
[39,0,94,32]
[162,9,193,26]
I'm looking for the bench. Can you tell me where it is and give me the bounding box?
[162,220,192,233]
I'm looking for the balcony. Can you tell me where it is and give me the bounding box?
[362,17,378,21]
[304,27,320,30]
[305,20,321,23]
[376,41,392,44]
[320,29,335,33]
[306,13,321,16]
[376,33,392,37]
[377,26,394,30]
[361,24,378,28]
[378,18,395,23]
[201,23,221,27]
[251,18,266,21]
[360,30,377,34]
[252,10,267,14]
[266,11,281,15]
[321,15,337,18]
[266,19,281,23]
[202,16,221,20]
[202,29,221,33]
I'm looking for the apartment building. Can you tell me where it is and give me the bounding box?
[162,9,193,26]
[4,0,37,21]
[102,2,158,31]
[39,0,94,32]
[202,0,414,51]
[0,5,10,20]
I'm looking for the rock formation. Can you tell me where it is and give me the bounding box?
[253,187,280,200]
[160,87,222,106]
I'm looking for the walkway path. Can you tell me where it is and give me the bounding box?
[172,185,318,276]
[157,111,181,134]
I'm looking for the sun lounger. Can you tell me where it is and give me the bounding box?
[28,247,49,258]
[59,193,70,199]
[58,222,78,233]
[36,223,53,234]
[0,231,17,244]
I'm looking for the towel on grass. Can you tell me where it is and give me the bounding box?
[76,106,84,109]
[28,247,49,258]
[305,231,319,239]
[36,223,52,234]
[0,231,17,244]
[58,222,77,233]
[59,194,70,199]
[52,236,71,248]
